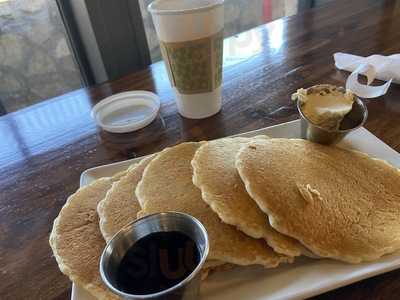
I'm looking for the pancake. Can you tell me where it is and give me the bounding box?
[201,262,233,280]
[49,176,124,300]
[96,155,225,272]
[236,138,400,263]
[203,260,226,269]
[98,155,155,242]
[192,137,304,257]
[96,154,225,276]
[203,263,235,281]
[136,142,290,267]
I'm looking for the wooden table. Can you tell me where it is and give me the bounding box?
[1,0,400,299]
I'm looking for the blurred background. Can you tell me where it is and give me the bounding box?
[0,0,331,114]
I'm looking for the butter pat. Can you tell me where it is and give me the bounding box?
[292,84,355,130]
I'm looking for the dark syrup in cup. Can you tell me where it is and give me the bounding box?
[116,231,200,295]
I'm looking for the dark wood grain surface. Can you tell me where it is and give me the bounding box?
[1,0,400,299]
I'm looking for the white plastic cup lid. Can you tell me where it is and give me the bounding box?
[91,91,161,133]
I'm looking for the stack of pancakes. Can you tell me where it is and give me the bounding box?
[49,137,400,299]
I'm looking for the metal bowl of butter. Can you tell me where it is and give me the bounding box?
[293,84,368,145]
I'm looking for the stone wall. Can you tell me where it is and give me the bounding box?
[0,0,82,113]
[0,0,301,113]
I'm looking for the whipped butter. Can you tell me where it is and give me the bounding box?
[292,84,355,130]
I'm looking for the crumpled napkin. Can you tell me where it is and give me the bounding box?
[334,53,400,84]
[334,53,396,98]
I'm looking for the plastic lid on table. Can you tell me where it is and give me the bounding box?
[91,91,161,133]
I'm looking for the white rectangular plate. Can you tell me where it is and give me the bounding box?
[73,119,400,300]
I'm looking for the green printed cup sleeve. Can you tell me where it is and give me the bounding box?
[160,30,223,95]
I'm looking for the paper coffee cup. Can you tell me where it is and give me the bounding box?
[149,0,224,119]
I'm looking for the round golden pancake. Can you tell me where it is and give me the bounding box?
[236,138,400,263]
[136,142,290,267]
[192,137,304,257]
[49,176,124,300]
[97,155,154,242]
[96,155,225,276]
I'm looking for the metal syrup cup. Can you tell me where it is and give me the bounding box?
[100,212,209,300]
[297,97,368,145]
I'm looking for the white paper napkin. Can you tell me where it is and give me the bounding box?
[334,53,396,98]
[334,53,400,84]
